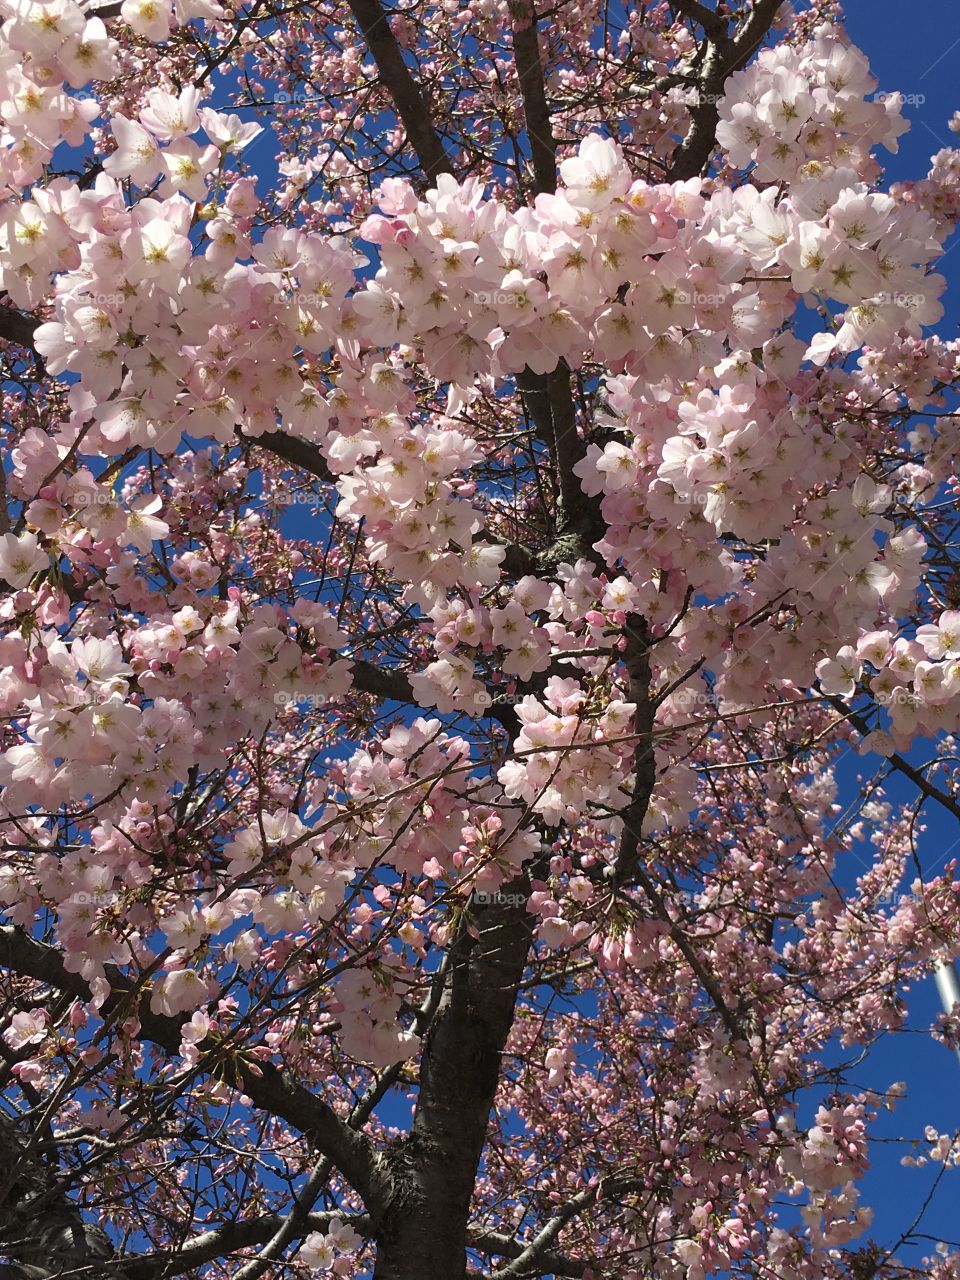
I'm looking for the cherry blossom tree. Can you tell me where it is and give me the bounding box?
[4,0,960,1276]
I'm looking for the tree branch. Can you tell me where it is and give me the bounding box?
[231,1162,340,1280]
[472,1228,586,1278]
[0,307,41,352]
[122,1214,372,1279]
[613,616,657,887]
[667,0,783,181]
[0,1111,114,1279]
[510,0,556,196]
[0,927,391,1220]
[825,695,960,823]
[371,884,538,1274]
[351,659,518,733]
[246,430,334,484]
[671,0,727,40]
[731,0,785,64]
[346,0,455,183]
[516,366,594,559]
[487,1185,598,1279]
[666,36,730,181]
[119,1214,585,1279]
[546,363,589,534]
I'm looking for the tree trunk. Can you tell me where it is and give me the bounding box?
[373,896,534,1279]
[0,1111,114,1278]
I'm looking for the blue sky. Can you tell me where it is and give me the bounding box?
[805,0,960,1260]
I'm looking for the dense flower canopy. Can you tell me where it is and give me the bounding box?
[3,0,960,1277]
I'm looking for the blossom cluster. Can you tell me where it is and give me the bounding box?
[0,599,353,811]
[716,30,908,182]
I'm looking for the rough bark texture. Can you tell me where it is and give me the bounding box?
[0,1110,115,1279]
[372,895,535,1278]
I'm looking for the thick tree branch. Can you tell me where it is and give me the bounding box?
[0,307,40,352]
[507,0,592,563]
[0,927,391,1220]
[517,366,594,557]
[667,0,783,181]
[671,0,727,40]
[231,1160,331,1280]
[731,0,786,64]
[510,0,556,196]
[0,1110,114,1279]
[488,534,538,577]
[473,1229,586,1278]
[351,659,416,705]
[666,36,730,181]
[120,1214,584,1279]
[612,616,657,887]
[247,430,334,483]
[371,884,538,1278]
[546,363,588,533]
[352,658,519,733]
[228,962,454,1280]
[122,1215,373,1279]
[346,0,454,182]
